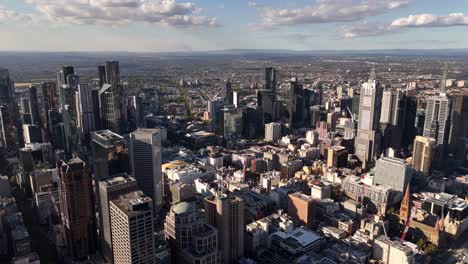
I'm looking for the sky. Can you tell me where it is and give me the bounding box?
[0,0,468,52]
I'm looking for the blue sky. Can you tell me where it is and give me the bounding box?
[0,0,468,52]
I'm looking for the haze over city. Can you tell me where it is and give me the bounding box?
[0,1,467,264]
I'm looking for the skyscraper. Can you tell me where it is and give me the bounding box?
[288,78,305,127]
[91,129,127,184]
[165,202,219,263]
[204,193,244,264]
[76,84,95,145]
[450,89,468,163]
[0,104,19,158]
[58,70,79,155]
[110,191,154,264]
[374,157,413,193]
[58,158,96,261]
[355,67,383,165]
[98,61,128,134]
[223,81,233,106]
[207,98,224,135]
[412,136,436,176]
[423,94,453,167]
[257,67,278,123]
[0,68,14,106]
[265,122,281,142]
[129,128,163,211]
[98,174,138,263]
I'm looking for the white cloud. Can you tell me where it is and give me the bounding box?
[21,0,218,27]
[248,2,258,7]
[0,6,35,22]
[344,13,468,38]
[255,0,408,29]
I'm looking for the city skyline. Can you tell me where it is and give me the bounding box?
[0,0,468,52]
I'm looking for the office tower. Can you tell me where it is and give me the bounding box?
[288,78,305,127]
[98,65,106,88]
[374,157,413,193]
[401,94,418,148]
[355,67,383,165]
[204,193,244,264]
[451,89,468,162]
[91,87,101,130]
[380,89,394,124]
[326,146,348,168]
[373,236,415,264]
[412,136,436,176]
[222,107,243,138]
[105,61,120,87]
[165,202,219,263]
[242,106,264,139]
[110,191,154,264]
[313,81,323,106]
[28,86,41,127]
[57,66,75,87]
[129,128,163,211]
[306,130,319,146]
[288,192,315,228]
[257,67,278,123]
[0,68,14,106]
[22,124,42,144]
[0,68,20,143]
[98,174,138,263]
[309,105,321,128]
[40,82,58,135]
[423,94,453,167]
[58,158,96,261]
[223,81,233,105]
[208,98,224,134]
[264,122,281,142]
[232,91,238,108]
[76,84,95,144]
[0,104,19,158]
[98,61,127,134]
[91,130,127,182]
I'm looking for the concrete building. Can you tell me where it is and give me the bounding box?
[355,69,383,165]
[265,122,281,142]
[326,146,348,168]
[288,192,316,228]
[130,128,163,211]
[373,236,415,264]
[110,191,154,264]
[374,157,413,193]
[423,94,454,167]
[0,175,11,197]
[412,136,436,176]
[204,193,244,264]
[165,202,219,263]
[76,83,95,144]
[306,130,320,146]
[58,158,96,261]
[98,174,139,263]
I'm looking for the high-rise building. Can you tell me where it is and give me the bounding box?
[287,192,316,228]
[264,122,281,142]
[204,193,244,264]
[40,82,58,133]
[91,130,128,193]
[207,98,223,134]
[28,86,41,128]
[98,65,106,88]
[257,67,279,123]
[0,104,19,158]
[355,68,383,165]
[76,84,95,145]
[110,191,154,264]
[451,89,468,163]
[58,72,79,156]
[287,78,305,127]
[412,136,436,176]
[223,81,233,105]
[98,61,128,134]
[423,94,453,167]
[58,158,96,261]
[0,68,14,106]
[165,202,219,263]
[129,128,163,211]
[374,157,413,193]
[242,106,264,139]
[98,174,138,263]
